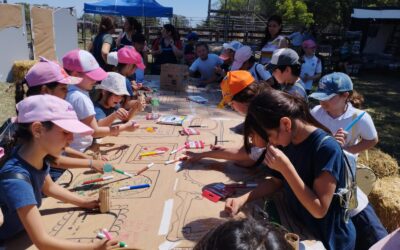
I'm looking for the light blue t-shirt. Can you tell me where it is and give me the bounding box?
[0,153,50,240]
[66,85,95,152]
[189,54,223,81]
[283,78,308,101]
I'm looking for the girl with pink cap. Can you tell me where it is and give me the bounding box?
[13,57,108,180]
[0,95,119,249]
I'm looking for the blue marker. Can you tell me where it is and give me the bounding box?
[344,112,366,132]
[118,183,150,191]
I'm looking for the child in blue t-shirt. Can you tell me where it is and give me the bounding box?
[94,72,136,125]
[224,89,356,250]
[62,49,139,152]
[0,95,118,249]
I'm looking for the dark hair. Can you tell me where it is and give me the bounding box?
[163,24,180,41]
[244,89,330,153]
[126,17,142,34]
[0,121,54,166]
[275,64,301,77]
[195,42,209,51]
[93,89,113,103]
[132,33,146,44]
[15,80,59,104]
[260,15,283,49]
[193,217,293,250]
[116,63,136,75]
[232,81,270,104]
[98,16,115,34]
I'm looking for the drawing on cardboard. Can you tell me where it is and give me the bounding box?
[166,191,225,242]
[69,171,159,199]
[125,143,178,163]
[49,204,129,242]
[86,143,130,163]
[123,123,179,137]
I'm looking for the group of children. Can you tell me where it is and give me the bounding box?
[0,19,390,249]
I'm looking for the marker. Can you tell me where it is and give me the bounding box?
[170,145,186,155]
[97,232,128,248]
[82,175,114,185]
[140,150,165,157]
[135,162,155,176]
[344,111,366,132]
[188,125,207,128]
[165,155,188,165]
[118,183,150,191]
[101,228,112,240]
[113,168,134,178]
[225,183,258,188]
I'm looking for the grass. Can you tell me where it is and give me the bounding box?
[1,70,399,162]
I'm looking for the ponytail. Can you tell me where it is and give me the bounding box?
[14,79,27,104]
[348,90,364,109]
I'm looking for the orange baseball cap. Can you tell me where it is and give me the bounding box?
[218,70,255,108]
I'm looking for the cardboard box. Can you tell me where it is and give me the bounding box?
[160,64,189,91]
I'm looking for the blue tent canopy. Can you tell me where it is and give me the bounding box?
[84,0,173,17]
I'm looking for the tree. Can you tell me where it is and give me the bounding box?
[275,0,313,27]
[172,15,190,28]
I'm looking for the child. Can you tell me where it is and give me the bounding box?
[189,42,224,86]
[231,46,272,82]
[94,72,133,126]
[13,57,106,179]
[62,49,139,152]
[309,72,387,249]
[225,89,356,250]
[300,39,322,95]
[267,48,307,100]
[194,217,292,250]
[186,71,268,167]
[131,33,148,85]
[184,32,199,65]
[0,95,118,249]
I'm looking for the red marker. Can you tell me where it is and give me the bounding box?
[82,175,114,185]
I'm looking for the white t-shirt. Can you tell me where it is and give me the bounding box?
[66,85,95,152]
[300,55,322,90]
[249,63,272,81]
[311,104,377,148]
[260,35,285,65]
[189,54,223,81]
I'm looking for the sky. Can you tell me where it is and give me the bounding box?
[7,0,210,20]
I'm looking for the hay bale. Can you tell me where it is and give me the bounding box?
[12,60,38,83]
[358,148,399,178]
[368,177,400,232]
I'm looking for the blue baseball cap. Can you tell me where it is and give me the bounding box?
[309,72,353,101]
[186,32,199,41]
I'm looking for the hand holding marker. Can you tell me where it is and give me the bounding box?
[97,229,127,248]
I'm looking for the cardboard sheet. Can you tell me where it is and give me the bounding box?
[6,80,266,249]
[31,6,56,60]
[0,4,23,30]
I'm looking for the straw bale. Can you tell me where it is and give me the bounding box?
[368,177,400,232]
[12,60,38,83]
[358,148,399,178]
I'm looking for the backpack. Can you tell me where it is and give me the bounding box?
[318,136,358,223]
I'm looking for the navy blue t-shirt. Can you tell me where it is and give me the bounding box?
[94,102,117,121]
[265,129,356,250]
[0,153,50,240]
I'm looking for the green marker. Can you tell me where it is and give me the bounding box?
[119,241,128,247]
[113,168,134,178]
[96,232,128,248]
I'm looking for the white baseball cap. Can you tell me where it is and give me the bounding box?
[231,46,253,70]
[107,52,118,66]
[96,72,130,96]
[62,49,107,81]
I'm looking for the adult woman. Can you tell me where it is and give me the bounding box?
[116,17,143,49]
[259,15,288,65]
[89,16,117,71]
[151,24,183,74]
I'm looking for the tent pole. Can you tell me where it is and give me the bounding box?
[83,14,86,49]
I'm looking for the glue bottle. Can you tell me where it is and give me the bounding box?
[151,89,160,118]
[185,140,205,149]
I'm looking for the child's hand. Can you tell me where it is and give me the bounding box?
[210,144,224,151]
[184,151,204,163]
[225,196,246,216]
[264,144,292,174]
[125,121,140,132]
[334,128,347,147]
[80,198,100,209]
[91,160,106,173]
[114,108,129,122]
[94,238,119,250]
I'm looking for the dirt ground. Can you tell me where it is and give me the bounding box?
[1,70,399,162]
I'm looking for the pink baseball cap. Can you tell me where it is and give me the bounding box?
[16,94,94,135]
[302,39,317,49]
[25,57,82,87]
[231,46,253,71]
[117,46,145,70]
[62,49,107,81]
